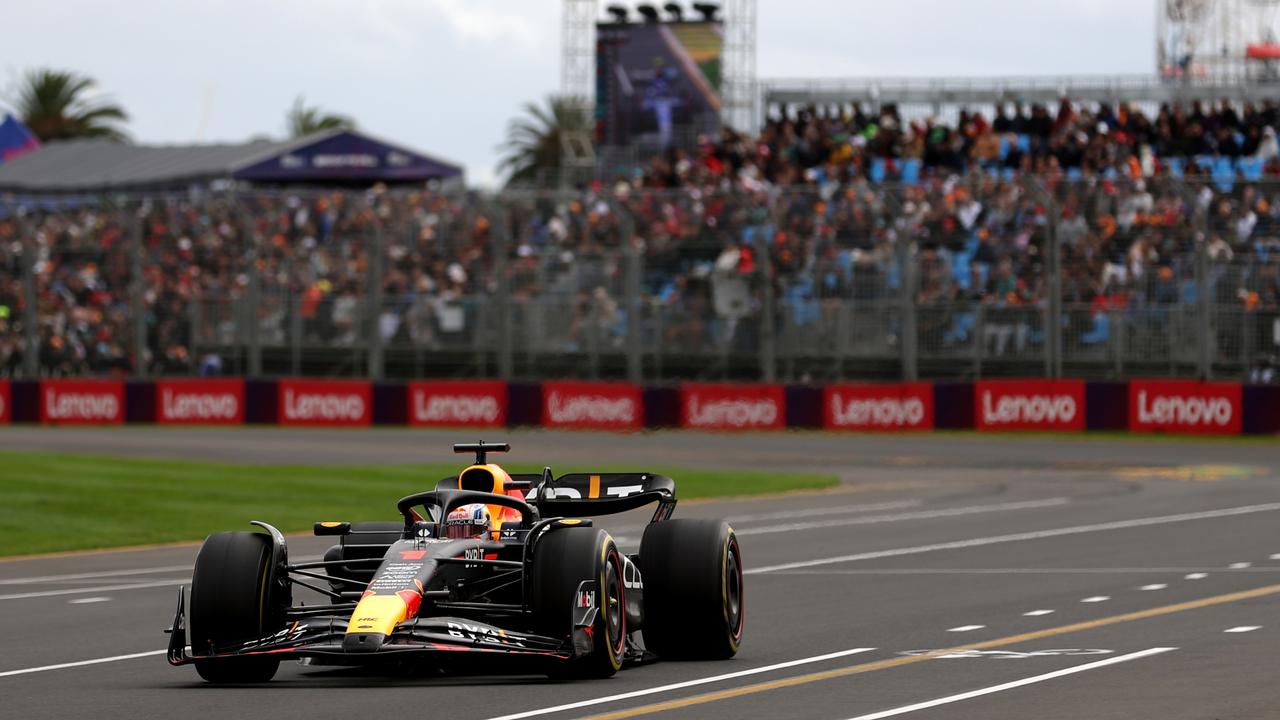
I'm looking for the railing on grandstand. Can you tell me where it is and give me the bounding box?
[2,180,1278,383]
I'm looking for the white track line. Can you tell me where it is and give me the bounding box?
[67,597,112,605]
[1139,584,1168,591]
[1224,626,1262,633]
[747,503,1280,574]
[609,501,924,536]
[0,649,167,679]
[484,648,878,720]
[765,567,1278,576]
[843,648,1177,720]
[0,580,184,601]
[1230,562,1253,569]
[0,565,191,586]
[1185,573,1208,580]
[947,625,984,633]
[736,499,1068,537]
[1080,596,1110,603]
[1023,610,1055,616]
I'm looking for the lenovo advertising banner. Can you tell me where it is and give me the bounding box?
[975,379,1086,431]
[1129,380,1242,435]
[681,383,786,431]
[542,381,643,431]
[277,379,371,427]
[40,380,125,425]
[0,380,9,423]
[824,383,934,431]
[408,381,507,428]
[155,379,245,425]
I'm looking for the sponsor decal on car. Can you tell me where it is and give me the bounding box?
[680,383,786,431]
[408,381,507,427]
[1128,380,1242,435]
[40,380,125,425]
[277,379,371,426]
[542,381,642,430]
[974,379,1085,431]
[155,379,244,424]
[824,382,933,430]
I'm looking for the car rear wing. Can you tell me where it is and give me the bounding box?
[530,473,676,520]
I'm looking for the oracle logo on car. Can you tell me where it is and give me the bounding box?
[156,380,244,425]
[541,381,642,431]
[1129,380,1242,435]
[681,383,786,431]
[408,381,507,427]
[824,383,934,430]
[277,379,371,426]
[975,380,1086,431]
[40,380,125,425]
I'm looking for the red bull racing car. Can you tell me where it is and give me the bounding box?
[166,442,744,682]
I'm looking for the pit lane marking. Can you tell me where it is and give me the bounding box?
[571,584,1280,720]
[0,649,167,678]
[482,647,877,720]
[745,502,1280,574]
[842,648,1177,720]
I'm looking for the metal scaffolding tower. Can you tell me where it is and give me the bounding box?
[561,0,597,106]
[722,0,758,133]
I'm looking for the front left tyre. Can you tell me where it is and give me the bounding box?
[529,526,627,679]
[189,531,289,683]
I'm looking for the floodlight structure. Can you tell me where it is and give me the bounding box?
[1159,0,1280,80]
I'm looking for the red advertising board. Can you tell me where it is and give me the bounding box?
[824,383,934,431]
[40,379,125,425]
[408,381,507,427]
[0,380,9,423]
[277,379,371,427]
[542,381,643,431]
[1129,380,1242,435]
[155,379,245,425]
[975,379,1086,431]
[680,383,786,431]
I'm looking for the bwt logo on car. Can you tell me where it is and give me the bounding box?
[685,397,778,428]
[161,389,239,421]
[1135,391,1233,426]
[545,392,637,424]
[282,389,366,421]
[44,389,120,421]
[830,395,926,428]
[414,394,500,424]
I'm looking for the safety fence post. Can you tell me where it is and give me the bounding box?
[19,214,39,379]
[129,210,147,378]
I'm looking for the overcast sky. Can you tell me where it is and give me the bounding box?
[3,0,1156,186]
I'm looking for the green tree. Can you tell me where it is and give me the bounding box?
[286,96,353,138]
[497,96,589,187]
[13,68,129,142]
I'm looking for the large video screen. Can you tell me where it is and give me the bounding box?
[595,21,723,148]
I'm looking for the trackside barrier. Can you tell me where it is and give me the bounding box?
[3,378,1278,435]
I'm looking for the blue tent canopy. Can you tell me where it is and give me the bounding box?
[0,114,40,164]
[233,130,461,183]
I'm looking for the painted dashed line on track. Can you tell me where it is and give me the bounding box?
[1139,584,1168,591]
[1080,596,1110,603]
[67,597,111,605]
[1230,562,1253,569]
[1271,554,1280,560]
[1224,626,1262,633]
[947,625,985,633]
[1185,573,1208,580]
[1023,609,1055,616]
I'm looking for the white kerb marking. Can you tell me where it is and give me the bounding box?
[842,648,1176,720]
[1023,609,1055,616]
[0,650,167,679]
[746,503,1280,575]
[1185,573,1208,580]
[67,597,111,605]
[483,648,877,720]
[1224,626,1262,633]
[947,625,985,633]
[1230,562,1253,569]
[1080,596,1110,603]
[1139,584,1168,591]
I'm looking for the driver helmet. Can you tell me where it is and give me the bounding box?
[445,503,491,540]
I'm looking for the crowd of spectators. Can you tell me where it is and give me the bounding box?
[2,98,1280,377]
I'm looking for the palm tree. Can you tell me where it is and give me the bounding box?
[286,96,353,138]
[13,69,129,142]
[497,96,590,187]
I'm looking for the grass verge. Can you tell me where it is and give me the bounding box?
[0,451,837,556]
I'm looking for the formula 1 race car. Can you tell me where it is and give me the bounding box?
[166,442,744,682]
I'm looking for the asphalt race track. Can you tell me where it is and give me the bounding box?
[2,428,1280,719]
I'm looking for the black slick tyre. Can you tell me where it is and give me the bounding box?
[189,531,288,683]
[530,527,626,679]
[639,518,744,660]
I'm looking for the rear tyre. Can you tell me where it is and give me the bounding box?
[639,518,744,660]
[189,531,288,683]
[530,527,626,679]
